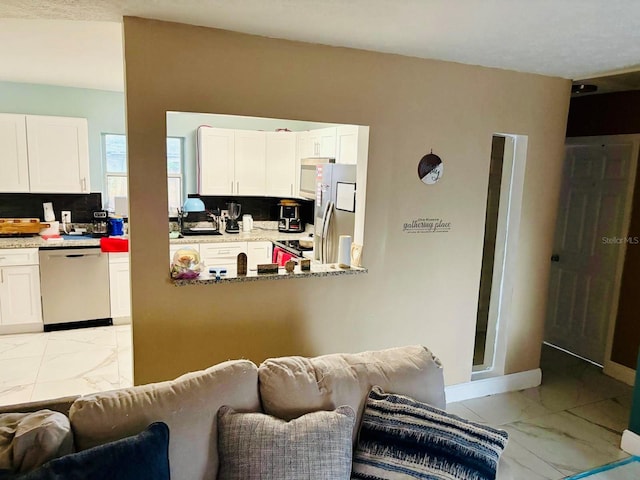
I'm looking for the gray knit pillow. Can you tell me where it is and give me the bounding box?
[217,405,355,480]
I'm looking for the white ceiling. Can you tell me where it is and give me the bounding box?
[1,0,639,92]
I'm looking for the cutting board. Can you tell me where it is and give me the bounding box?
[0,218,50,235]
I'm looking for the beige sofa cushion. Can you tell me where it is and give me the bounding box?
[0,409,73,473]
[69,359,260,480]
[258,345,445,440]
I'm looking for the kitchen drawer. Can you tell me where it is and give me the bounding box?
[0,248,39,267]
[200,242,247,260]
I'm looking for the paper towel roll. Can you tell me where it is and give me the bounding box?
[43,202,55,222]
[338,235,352,268]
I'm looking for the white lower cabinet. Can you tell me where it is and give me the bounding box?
[0,248,42,333]
[247,241,273,270]
[108,253,131,322]
[200,242,246,278]
[169,240,274,279]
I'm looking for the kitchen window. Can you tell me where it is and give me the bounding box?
[104,134,183,215]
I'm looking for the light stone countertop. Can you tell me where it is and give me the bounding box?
[0,222,313,250]
[173,262,368,286]
[0,222,368,284]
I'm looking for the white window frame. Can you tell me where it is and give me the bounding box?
[103,134,184,216]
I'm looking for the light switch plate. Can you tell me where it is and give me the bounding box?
[61,211,71,223]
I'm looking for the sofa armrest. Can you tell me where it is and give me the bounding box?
[0,395,78,416]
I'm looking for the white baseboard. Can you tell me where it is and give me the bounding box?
[445,368,542,403]
[621,429,640,455]
[112,316,132,326]
[603,360,635,386]
[0,322,43,335]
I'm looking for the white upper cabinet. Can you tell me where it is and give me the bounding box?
[0,114,29,192]
[266,131,296,197]
[296,131,314,159]
[198,125,360,198]
[234,130,266,195]
[198,127,235,195]
[26,115,90,193]
[336,125,369,165]
[306,127,336,158]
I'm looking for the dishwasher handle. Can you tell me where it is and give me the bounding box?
[43,250,102,259]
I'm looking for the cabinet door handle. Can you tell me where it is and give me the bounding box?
[0,268,3,283]
[81,177,87,191]
[218,250,231,255]
[237,181,239,193]
[290,184,293,195]
[231,181,234,194]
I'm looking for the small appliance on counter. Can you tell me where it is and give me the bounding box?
[179,198,221,236]
[92,210,109,237]
[242,214,253,233]
[225,202,241,233]
[278,200,304,233]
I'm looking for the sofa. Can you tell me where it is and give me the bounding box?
[0,345,509,480]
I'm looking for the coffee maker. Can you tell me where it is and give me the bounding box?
[225,202,241,233]
[278,201,304,233]
[92,210,109,237]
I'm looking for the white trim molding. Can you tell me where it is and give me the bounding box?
[604,359,636,386]
[445,368,541,404]
[621,429,640,456]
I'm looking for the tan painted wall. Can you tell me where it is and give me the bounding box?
[123,17,570,386]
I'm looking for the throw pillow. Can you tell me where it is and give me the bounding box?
[217,405,356,480]
[14,422,170,480]
[0,410,73,474]
[351,386,509,480]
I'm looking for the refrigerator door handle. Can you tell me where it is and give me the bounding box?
[322,201,334,264]
[319,201,331,263]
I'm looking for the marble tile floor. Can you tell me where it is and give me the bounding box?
[0,324,132,407]
[448,344,634,480]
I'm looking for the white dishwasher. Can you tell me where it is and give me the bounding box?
[39,247,111,331]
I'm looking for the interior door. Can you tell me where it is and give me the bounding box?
[545,140,636,364]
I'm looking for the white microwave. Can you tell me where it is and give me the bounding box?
[299,157,334,199]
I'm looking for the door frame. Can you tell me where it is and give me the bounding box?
[568,135,640,384]
[472,133,528,380]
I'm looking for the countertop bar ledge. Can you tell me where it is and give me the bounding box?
[173,263,368,285]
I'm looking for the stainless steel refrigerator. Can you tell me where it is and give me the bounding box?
[312,163,357,263]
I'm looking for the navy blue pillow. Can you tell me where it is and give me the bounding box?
[13,422,170,480]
